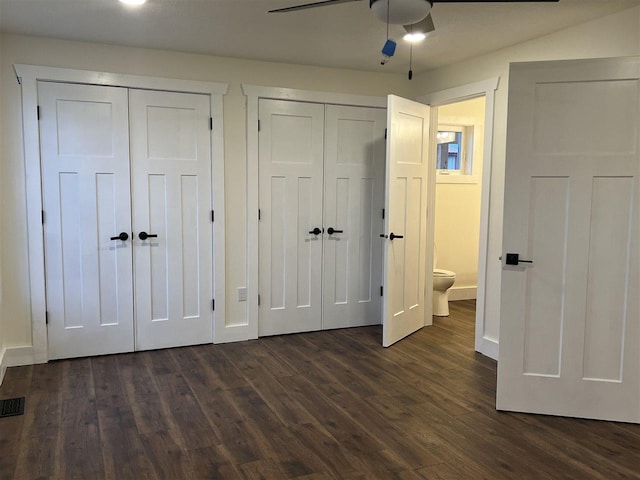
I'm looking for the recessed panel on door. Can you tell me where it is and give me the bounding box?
[130,89,213,350]
[582,176,633,382]
[39,81,134,359]
[322,105,386,330]
[258,99,324,336]
[523,176,570,377]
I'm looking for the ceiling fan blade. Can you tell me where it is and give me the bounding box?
[269,0,364,14]
[403,14,435,34]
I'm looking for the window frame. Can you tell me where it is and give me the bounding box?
[435,115,481,185]
[436,124,474,177]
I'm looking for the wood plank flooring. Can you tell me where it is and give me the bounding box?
[1,300,639,479]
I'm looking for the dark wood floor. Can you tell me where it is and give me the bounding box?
[1,300,639,479]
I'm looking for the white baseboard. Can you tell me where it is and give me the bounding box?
[476,336,498,361]
[0,348,6,386]
[449,286,477,301]
[0,346,36,386]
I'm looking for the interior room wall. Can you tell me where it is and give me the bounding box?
[1,4,639,361]
[434,97,485,300]
[0,33,411,351]
[413,5,640,350]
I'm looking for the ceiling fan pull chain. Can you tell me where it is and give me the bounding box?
[386,0,390,39]
[408,40,413,80]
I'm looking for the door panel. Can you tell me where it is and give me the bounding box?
[39,81,134,359]
[130,89,213,350]
[382,95,430,347]
[323,105,386,329]
[582,177,633,381]
[498,58,640,423]
[258,99,324,336]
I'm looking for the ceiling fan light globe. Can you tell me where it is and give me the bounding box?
[370,0,431,25]
[119,0,146,6]
[404,32,426,42]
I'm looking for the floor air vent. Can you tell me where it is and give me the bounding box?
[0,397,25,418]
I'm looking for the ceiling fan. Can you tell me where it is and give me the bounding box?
[269,0,560,38]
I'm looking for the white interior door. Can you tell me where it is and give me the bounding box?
[322,105,386,329]
[382,95,430,347]
[39,81,134,359]
[258,99,324,336]
[130,89,213,350]
[497,57,640,423]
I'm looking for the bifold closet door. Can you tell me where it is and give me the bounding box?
[258,99,325,336]
[39,81,135,360]
[322,105,386,329]
[129,89,213,350]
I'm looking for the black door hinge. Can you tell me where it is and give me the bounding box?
[37,106,41,120]
[41,210,45,224]
[380,286,383,297]
[384,128,387,140]
[382,208,385,219]
[258,120,261,132]
[45,311,49,325]
[211,210,215,222]
[209,117,213,131]
[258,294,261,306]
[258,209,261,221]
[212,299,215,311]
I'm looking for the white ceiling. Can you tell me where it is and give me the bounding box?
[1,0,639,74]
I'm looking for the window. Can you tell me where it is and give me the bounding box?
[436,124,473,177]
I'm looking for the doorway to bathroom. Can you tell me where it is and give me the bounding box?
[433,96,486,327]
[418,77,499,359]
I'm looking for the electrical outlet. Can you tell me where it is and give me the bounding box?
[237,287,247,302]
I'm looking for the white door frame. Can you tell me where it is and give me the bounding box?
[243,85,386,341]
[14,64,228,363]
[417,77,500,359]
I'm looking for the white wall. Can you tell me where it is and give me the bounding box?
[434,97,485,300]
[414,5,640,347]
[0,33,411,351]
[2,4,639,360]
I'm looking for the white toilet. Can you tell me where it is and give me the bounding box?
[433,269,456,316]
[432,246,456,316]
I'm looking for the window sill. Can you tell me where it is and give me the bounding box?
[436,173,480,184]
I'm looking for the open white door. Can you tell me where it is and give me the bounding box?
[382,95,430,347]
[497,57,640,423]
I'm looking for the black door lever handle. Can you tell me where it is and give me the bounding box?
[110,232,129,241]
[138,231,158,241]
[308,227,322,235]
[505,253,533,265]
[389,232,404,240]
[327,227,343,235]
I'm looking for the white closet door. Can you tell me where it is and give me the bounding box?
[323,105,386,329]
[39,81,134,359]
[382,95,430,347]
[129,89,213,350]
[258,99,325,336]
